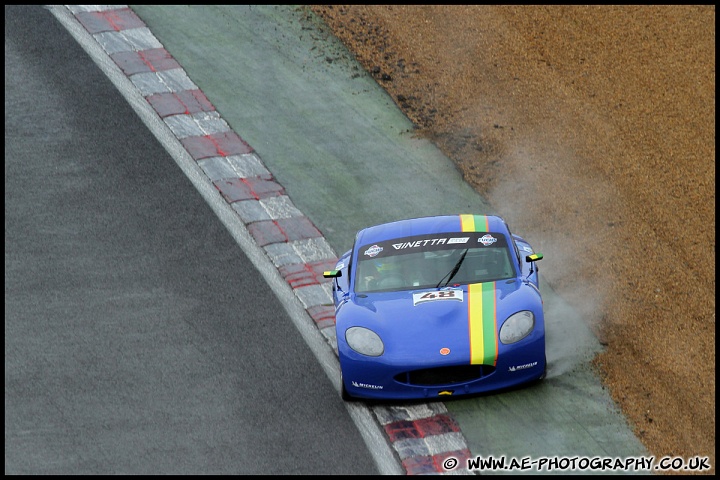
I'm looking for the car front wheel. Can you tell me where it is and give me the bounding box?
[340,375,355,401]
[538,356,547,381]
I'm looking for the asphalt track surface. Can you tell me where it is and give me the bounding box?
[6,4,650,475]
[5,5,380,474]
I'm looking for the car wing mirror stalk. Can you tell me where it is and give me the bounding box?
[323,270,341,278]
[524,253,543,281]
[323,269,347,296]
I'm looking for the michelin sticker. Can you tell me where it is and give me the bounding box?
[413,289,464,306]
[352,380,383,390]
[508,361,538,372]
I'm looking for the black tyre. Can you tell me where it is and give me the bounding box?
[538,356,548,381]
[340,375,355,401]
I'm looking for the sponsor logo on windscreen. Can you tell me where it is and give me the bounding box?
[448,237,470,244]
[392,238,449,250]
[479,234,497,246]
[364,245,383,257]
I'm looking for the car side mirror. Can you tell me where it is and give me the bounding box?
[525,253,543,263]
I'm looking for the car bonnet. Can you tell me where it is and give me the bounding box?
[340,278,537,365]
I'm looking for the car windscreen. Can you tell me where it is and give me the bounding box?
[354,232,516,293]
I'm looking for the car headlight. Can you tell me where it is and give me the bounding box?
[345,327,384,356]
[500,311,535,344]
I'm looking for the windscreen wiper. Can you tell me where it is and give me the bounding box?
[435,249,469,289]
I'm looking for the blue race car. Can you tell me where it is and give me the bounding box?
[323,214,546,401]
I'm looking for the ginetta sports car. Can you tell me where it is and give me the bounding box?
[323,214,546,401]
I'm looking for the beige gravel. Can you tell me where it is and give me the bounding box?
[310,5,715,474]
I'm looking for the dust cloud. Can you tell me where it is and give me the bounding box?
[486,138,622,378]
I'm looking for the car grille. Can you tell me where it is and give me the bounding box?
[394,364,495,386]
